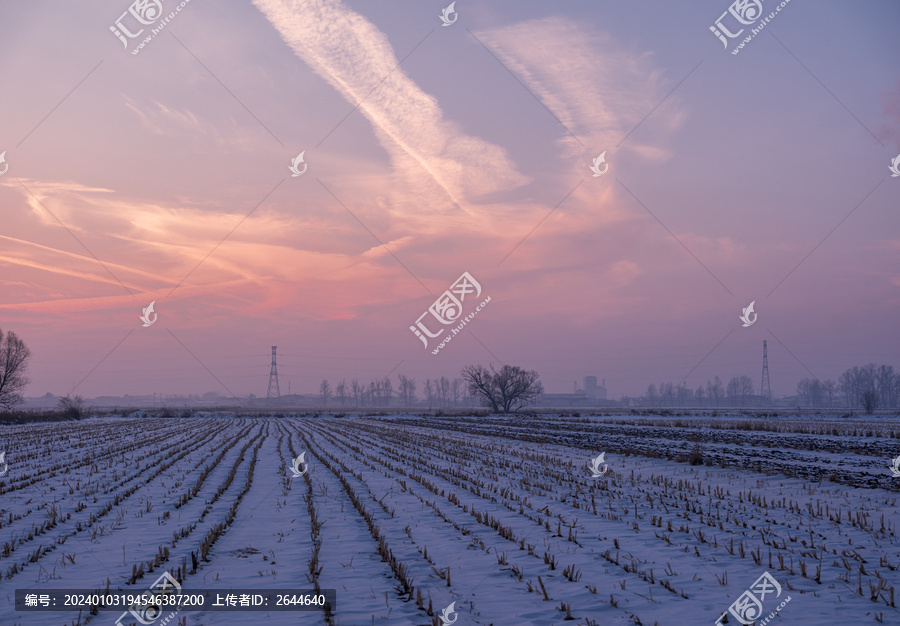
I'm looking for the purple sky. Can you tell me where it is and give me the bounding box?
[0,0,898,400]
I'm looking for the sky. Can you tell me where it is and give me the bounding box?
[0,0,898,400]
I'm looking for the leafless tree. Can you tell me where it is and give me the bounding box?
[451,377,464,406]
[350,379,362,407]
[677,383,690,407]
[695,385,705,406]
[424,379,434,409]
[397,374,416,407]
[335,380,347,407]
[646,384,658,407]
[58,395,84,419]
[739,376,754,403]
[838,363,895,410]
[319,379,331,408]
[822,379,836,408]
[839,367,860,407]
[726,377,741,405]
[654,382,673,406]
[382,377,393,407]
[461,364,543,414]
[877,365,897,408]
[861,388,879,414]
[797,378,826,407]
[707,377,723,407]
[0,328,31,410]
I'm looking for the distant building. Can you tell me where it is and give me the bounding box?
[538,375,616,408]
[576,376,607,400]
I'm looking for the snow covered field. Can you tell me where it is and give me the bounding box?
[1,413,899,625]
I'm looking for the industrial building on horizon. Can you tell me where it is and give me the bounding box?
[538,375,614,408]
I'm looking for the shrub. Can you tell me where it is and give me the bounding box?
[58,395,85,419]
[688,444,704,466]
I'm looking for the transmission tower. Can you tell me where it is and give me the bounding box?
[760,340,771,402]
[267,346,280,401]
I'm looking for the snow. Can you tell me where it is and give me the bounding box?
[1,413,898,625]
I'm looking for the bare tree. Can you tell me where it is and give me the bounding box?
[877,365,897,408]
[660,382,675,406]
[727,376,752,406]
[726,377,741,405]
[707,377,723,407]
[351,379,362,407]
[335,380,347,407]
[439,376,450,408]
[796,378,810,406]
[695,385,705,406]
[0,328,31,410]
[646,384,658,407]
[382,377,393,407]
[461,364,543,414]
[677,383,690,407]
[861,388,879,414]
[58,395,84,419]
[424,380,434,409]
[319,379,332,408]
[822,379,836,408]
[839,367,859,407]
[797,378,825,407]
[451,377,464,406]
[739,376,754,405]
[839,364,886,410]
[397,374,416,407]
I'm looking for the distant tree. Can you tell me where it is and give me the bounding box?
[797,378,810,406]
[398,374,416,407]
[335,380,347,407]
[646,384,658,407]
[439,377,450,408]
[461,364,543,414]
[876,365,897,408]
[58,395,84,419]
[838,367,859,407]
[695,385,705,406]
[726,377,741,405]
[739,376,754,405]
[451,377,464,406]
[677,383,690,407]
[707,377,723,407]
[836,363,900,410]
[812,379,825,407]
[319,379,332,408]
[350,379,362,407]
[822,379,836,408]
[0,328,31,410]
[424,380,434,409]
[660,382,675,406]
[839,364,883,410]
[382,377,393,407]
[861,388,879,414]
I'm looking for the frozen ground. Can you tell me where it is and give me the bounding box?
[0,412,899,625]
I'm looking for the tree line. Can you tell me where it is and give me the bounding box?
[798,363,900,412]
[642,375,755,407]
[318,375,474,408]
[639,363,900,412]
[317,364,543,413]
